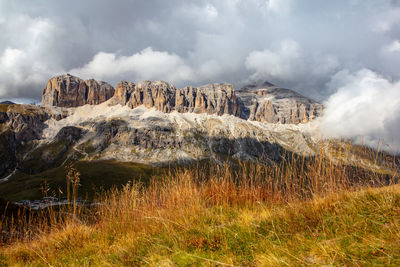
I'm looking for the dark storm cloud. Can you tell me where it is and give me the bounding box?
[1,0,400,148]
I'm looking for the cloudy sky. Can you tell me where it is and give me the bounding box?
[0,0,400,149]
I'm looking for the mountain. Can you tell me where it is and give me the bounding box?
[0,101,15,104]
[40,74,322,123]
[237,81,323,124]
[41,74,115,107]
[2,74,393,200]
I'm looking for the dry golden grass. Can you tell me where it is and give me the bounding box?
[0,143,399,266]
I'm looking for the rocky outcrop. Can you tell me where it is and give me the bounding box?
[0,130,17,178]
[41,75,321,124]
[55,126,86,143]
[112,80,242,116]
[0,104,50,143]
[113,81,135,105]
[237,82,323,124]
[176,84,241,116]
[127,81,176,113]
[18,126,87,174]
[41,74,115,107]
[112,80,321,123]
[0,104,51,178]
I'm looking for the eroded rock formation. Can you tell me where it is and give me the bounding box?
[41,74,115,107]
[112,80,242,116]
[237,82,323,124]
[41,74,322,124]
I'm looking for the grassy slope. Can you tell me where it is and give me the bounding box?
[0,160,159,201]
[1,184,399,266]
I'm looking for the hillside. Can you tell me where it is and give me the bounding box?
[1,160,399,266]
[0,75,328,201]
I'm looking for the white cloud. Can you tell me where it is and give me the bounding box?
[0,16,66,98]
[386,40,400,52]
[244,40,338,96]
[0,48,25,69]
[320,69,400,152]
[372,8,400,32]
[204,4,219,20]
[70,47,194,84]
[245,39,302,81]
[178,3,218,24]
[267,0,293,14]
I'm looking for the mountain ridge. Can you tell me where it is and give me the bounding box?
[42,74,323,124]
[41,74,115,108]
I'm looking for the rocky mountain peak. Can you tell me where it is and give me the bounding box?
[243,81,275,89]
[237,81,323,124]
[0,101,15,105]
[240,81,312,102]
[41,74,115,108]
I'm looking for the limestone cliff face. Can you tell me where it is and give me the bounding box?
[113,81,135,105]
[177,84,241,116]
[112,80,242,116]
[41,74,321,124]
[237,82,323,124]
[127,81,176,113]
[112,80,320,123]
[41,74,115,107]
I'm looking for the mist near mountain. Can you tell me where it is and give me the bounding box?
[319,69,400,153]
